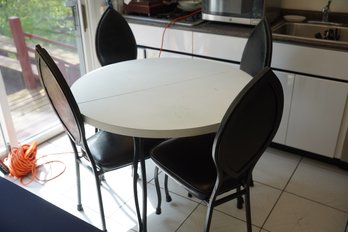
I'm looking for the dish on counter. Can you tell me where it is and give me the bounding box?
[178,0,202,11]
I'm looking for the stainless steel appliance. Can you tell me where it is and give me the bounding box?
[202,0,281,25]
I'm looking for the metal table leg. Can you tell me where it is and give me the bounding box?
[133,137,147,232]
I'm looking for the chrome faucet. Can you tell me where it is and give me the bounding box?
[322,0,332,22]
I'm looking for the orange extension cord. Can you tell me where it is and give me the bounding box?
[5,141,66,185]
[159,9,202,57]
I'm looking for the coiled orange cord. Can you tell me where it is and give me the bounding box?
[5,141,66,185]
[6,142,38,184]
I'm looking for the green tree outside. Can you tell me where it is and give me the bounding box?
[0,0,76,47]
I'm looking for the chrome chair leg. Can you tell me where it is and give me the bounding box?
[70,139,83,211]
[245,187,252,232]
[164,174,172,202]
[94,172,107,231]
[76,160,83,211]
[237,186,244,209]
[154,167,162,214]
[99,174,106,182]
[204,193,218,232]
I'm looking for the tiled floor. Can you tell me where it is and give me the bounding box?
[2,131,348,232]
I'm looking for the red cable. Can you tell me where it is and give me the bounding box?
[159,9,201,57]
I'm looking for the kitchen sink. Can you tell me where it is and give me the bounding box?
[272,22,348,44]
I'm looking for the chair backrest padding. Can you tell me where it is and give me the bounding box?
[240,18,272,77]
[35,45,85,145]
[213,67,283,178]
[95,6,137,66]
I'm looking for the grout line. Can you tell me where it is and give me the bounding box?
[175,201,201,232]
[252,180,284,192]
[283,190,348,215]
[213,206,264,231]
[259,155,304,230]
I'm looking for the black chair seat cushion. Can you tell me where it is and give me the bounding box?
[151,133,242,200]
[88,131,163,169]
[0,177,102,232]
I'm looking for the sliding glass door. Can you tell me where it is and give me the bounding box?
[0,0,85,153]
[0,123,7,156]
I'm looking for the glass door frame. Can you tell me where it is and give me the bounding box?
[0,71,16,156]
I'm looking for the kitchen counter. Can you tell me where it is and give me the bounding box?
[125,17,348,51]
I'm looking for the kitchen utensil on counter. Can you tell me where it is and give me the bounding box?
[178,0,201,11]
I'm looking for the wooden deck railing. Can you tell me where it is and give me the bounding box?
[1,16,80,90]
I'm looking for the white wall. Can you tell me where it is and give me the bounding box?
[281,0,348,13]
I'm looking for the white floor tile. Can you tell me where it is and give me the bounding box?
[216,182,281,227]
[109,184,200,232]
[63,166,134,217]
[253,147,301,189]
[177,204,261,232]
[45,133,74,153]
[34,151,77,190]
[286,157,348,212]
[263,192,348,232]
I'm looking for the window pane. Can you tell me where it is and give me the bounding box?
[0,0,84,144]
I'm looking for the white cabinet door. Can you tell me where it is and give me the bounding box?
[286,75,348,157]
[193,32,247,62]
[137,48,146,59]
[273,71,295,144]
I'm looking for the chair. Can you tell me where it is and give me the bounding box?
[158,18,273,208]
[0,177,103,232]
[239,17,273,188]
[240,18,273,77]
[151,67,284,232]
[96,1,167,201]
[35,45,160,232]
[95,2,137,66]
[94,2,137,135]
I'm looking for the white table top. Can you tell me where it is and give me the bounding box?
[71,58,252,138]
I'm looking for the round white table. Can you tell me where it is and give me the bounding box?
[71,58,252,231]
[72,58,252,138]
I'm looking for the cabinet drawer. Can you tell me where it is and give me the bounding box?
[130,24,192,54]
[272,42,348,81]
[193,32,247,62]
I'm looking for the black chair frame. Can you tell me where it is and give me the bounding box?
[157,17,274,211]
[36,45,138,232]
[151,67,284,232]
[240,18,273,77]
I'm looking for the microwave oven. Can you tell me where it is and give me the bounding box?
[202,0,282,25]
